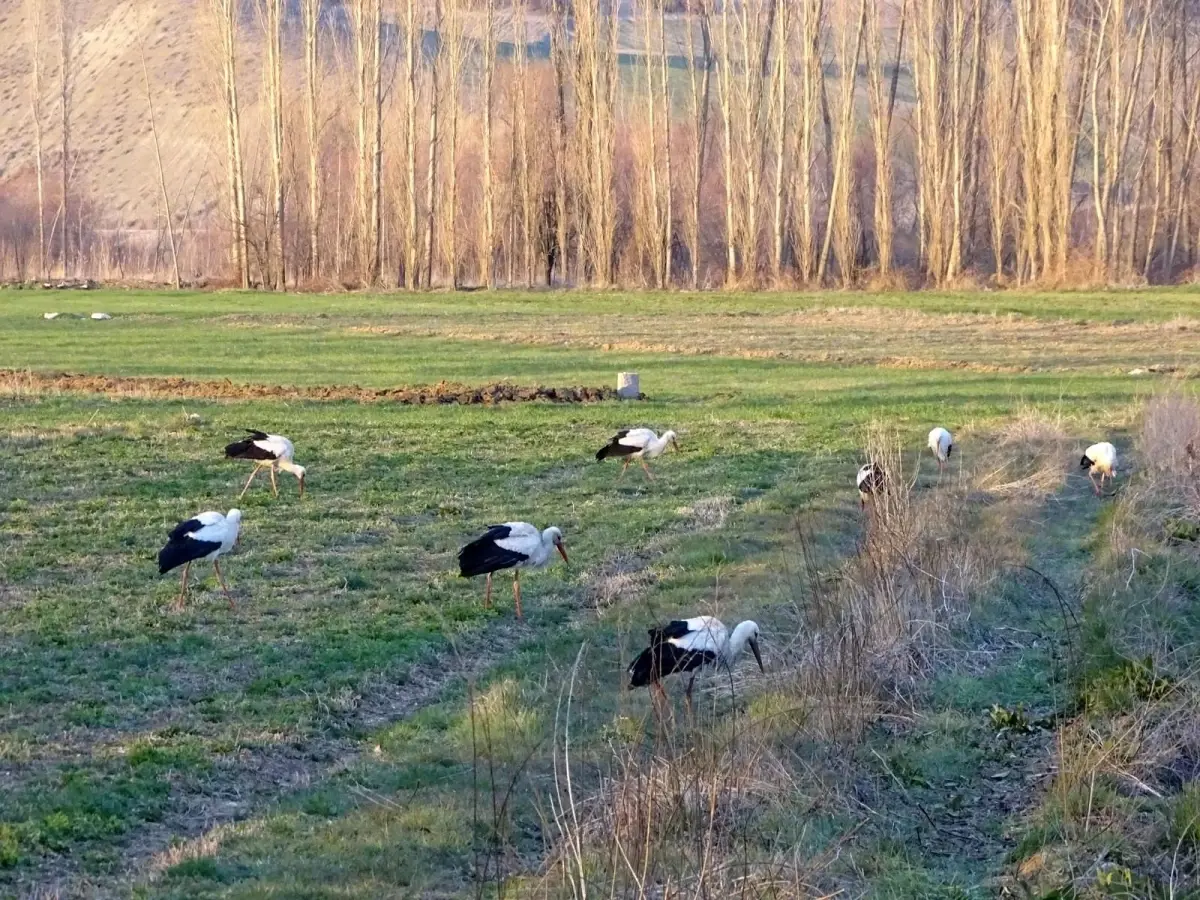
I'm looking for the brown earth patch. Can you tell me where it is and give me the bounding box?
[0,370,636,404]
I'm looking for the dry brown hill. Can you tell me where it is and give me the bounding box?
[0,0,232,230]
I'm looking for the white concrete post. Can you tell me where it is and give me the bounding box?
[617,372,640,399]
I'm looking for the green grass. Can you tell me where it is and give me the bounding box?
[1,287,1197,896]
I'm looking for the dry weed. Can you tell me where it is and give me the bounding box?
[1132,392,1200,536]
[974,407,1071,498]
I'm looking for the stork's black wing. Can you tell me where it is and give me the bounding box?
[166,517,204,542]
[457,525,528,577]
[225,431,277,460]
[628,640,718,688]
[596,429,637,461]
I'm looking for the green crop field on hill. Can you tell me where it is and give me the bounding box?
[2,288,1198,899]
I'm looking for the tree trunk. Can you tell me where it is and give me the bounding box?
[404,0,419,289]
[424,0,442,288]
[28,0,46,279]
[57,0,70,277]
[482,0,496,287]
[140,43,180,289]
[263,0,286,289]
[303,0,321,280]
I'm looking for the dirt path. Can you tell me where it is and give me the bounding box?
[856,464,1107,889]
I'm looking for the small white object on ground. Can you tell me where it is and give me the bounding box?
[617,372,640,399]
[91,312,112,320]
[43,312,60,319]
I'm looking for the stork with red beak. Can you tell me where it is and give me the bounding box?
[457,523,568,619]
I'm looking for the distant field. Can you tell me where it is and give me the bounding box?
[1,288,1198,898]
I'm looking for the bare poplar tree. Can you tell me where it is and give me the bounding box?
[481,0,496,287]
[658,0,675,287]
[139,41,180,288]
[207,0,249,287]
[571,0,618,285]
[302,0,322,280]
[262,0,286,288]
[57,0,70,277]
[1088,0,1154,279]
[28,0,47,279]
[639,0,665,287]
[1012,0,1080,282]
[817,0,867,285]
[865,0,905,278]
[404,0,419,288]
[442,0,465,288]
[424,0,443,287]
[684,0,713,288]
[769,0,793,284]
[514,0,534,286]
[550,0,570,286]
[982,19,1018,280]
[715,0,737,283]
[795,0,823,282]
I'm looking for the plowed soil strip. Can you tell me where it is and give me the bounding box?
[0,370,633,404]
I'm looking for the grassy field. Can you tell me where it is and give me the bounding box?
[1,288,1198,898]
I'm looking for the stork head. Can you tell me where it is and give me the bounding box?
[663,430,679,450]
[731,620,764,673]
[544,526,568,564]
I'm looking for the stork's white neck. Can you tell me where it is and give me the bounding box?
[278,459,305,478]
[725,621,759,661]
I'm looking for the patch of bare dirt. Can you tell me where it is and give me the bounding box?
[0,370,636,404]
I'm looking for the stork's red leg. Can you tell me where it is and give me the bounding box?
[513,571,523,620]
[484,573,492,608]
[173,562,191,611]
[685,674,697,721]
[640,458,655,481]
[214,559,234,608]
[269,467,279,498]
[619,458,630,480]
[238,467,260,499]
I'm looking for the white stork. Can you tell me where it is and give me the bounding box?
[457,523,568,619]
[628,616,764,713]
[595,428,678,480]
[928,427,953,472]
[857,462,885,507]
[157,509,242,610]
[1081,442,1117,496]
[224,431,306,499]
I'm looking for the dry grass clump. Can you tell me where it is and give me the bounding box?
[1016,686,1200,896]
[1131,392,1200,538]
[543,716,835,898]
[974,407,1071,499]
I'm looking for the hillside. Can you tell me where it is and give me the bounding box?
[0,0,225,229]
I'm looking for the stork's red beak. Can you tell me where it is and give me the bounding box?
[557,543,569,564]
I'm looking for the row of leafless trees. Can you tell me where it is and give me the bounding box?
[11,0,1200,289]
